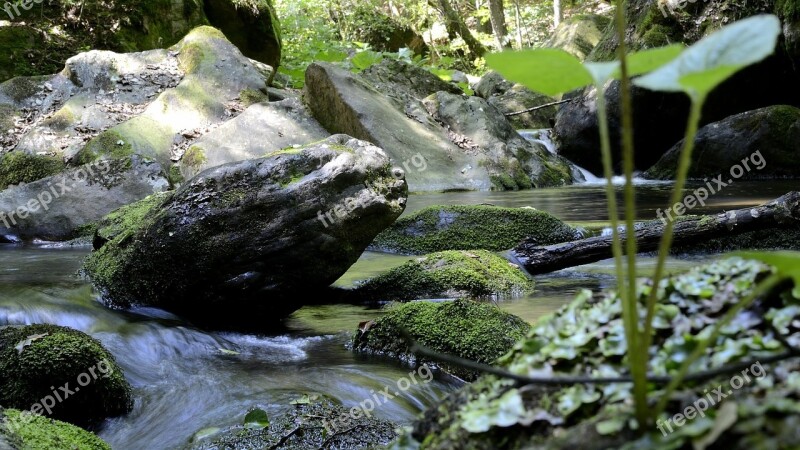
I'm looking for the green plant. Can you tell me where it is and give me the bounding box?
[486,13,782,431]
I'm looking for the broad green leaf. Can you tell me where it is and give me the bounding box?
[243,408,270,430]
[485,49,592,96]
[635,15,781,97]
[626,44,685,77]
[584,61,618,85]
[351,51,383,72]
[735,251,800,298]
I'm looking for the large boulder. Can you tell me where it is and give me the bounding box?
[0,324,132,428]
[0,0,280,83]
[475,71,560,129]
[304,61,578,191]
[83,135,408,325]
[0,155,169,242]
[555,0,800,175]
[646,105,800,179]
[545,14,611,61]
[342,6,428,54]
[0,408,111,450]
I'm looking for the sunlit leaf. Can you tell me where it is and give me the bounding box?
[485,49,592,96]
[626,44,685,77]
[634,15,781,97]
[243,408,270,430]
[351,51,383,72]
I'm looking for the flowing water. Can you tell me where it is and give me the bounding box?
[0,180,794,449]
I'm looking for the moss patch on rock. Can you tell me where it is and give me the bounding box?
[355,250,534,301]
[0,152,65,190]
[403,257,800,449]
[353,299,531,381]
[0,324,133,428]
[371,205,577,254]
[74,130,135,165]
[0,408,111,450]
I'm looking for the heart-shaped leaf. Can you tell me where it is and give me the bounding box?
[243,408,270,430]
[485,49,592,96]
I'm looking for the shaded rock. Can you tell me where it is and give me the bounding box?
[344,6,428,55]
[188,397,397,450]
[353,299,531,381]
[556,0,800,175]
[423,91,577,189]
[544,14,611,61]
[354,250,534,302]
[645,105,800,179]
[407,258,800,449]
[0,155,169,243]
[83,135,407,325]
[0,324,132,428]
[360,59,462,104]
[0,408,111,450]
[475,71,560,129]
[371,205,578,255]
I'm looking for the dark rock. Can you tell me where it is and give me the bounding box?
[475,71,560,129]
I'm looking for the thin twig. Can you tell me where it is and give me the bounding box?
[504,99,571,116]
[268,425,302,450]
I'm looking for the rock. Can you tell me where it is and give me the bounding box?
[83,135,407,326]
[645,105,800,179]
[0,0,280,83]
[0,155,169,243]
[344,6,428,55]
[353,299,531,381]
[188,397,397,450]
[475,71,560,129]
[371,205,578,255]
[406,258,800,448]
[0,324,132,428]
[354,250,534,302]
[423,91,577,189]
[360,59,462,104]
[545,14,611,61]
[555,0,800,175]
[0,408,111,450]
[305,61,578,191]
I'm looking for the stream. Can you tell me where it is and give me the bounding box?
[0,180,795,449]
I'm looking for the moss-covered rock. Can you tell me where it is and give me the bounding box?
[0,152,65,190]
[0,325,132,428]
[545,14,611,61]
[403,257,800,449]
[355,250,534,302]
[371,205,577,254]
[353,299,531,381]
[188,396,397,450]
[0,408,111,450]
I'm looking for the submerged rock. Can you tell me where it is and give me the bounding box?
[0,408,111,450]
[354,250,534,302]
[645,105,800,180]
[405,258,800,449]
[353,299,531,381]
[188,396,397,450]
[83,135,407,325]
[0,324,132,428]
[371,205,578,255]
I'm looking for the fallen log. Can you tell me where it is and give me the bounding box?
[513,191,800,275]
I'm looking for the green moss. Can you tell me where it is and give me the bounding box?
[371,205,576,254]
[168,164,185,187]
[353,299,531,381]
[182,146,208,169]
[239,88,269,106]
[0,152,65,190]
[776,0,800,19]
[74,130,134,165]
[41,106,77,131]
[0,324,132,428]
[355,250,534,301]
[1,409,111,450]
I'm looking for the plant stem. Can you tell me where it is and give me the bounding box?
[613,0,649,428]
[653,273,782,416]
[641,96,705,365]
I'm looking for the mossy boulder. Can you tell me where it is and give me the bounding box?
[343,5,428,54]
[0,152,64,191]
[404,257,800,449]
[371,205,578,254]
[645,105,800,179]
[353,299,531,381]
[545,14,611,61]
[0,324,132,428]
[188,396,397,450]
[355,250,534,302]
[0,408,111,450]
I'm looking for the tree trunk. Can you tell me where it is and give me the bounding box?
[553,0,562,28]
[488,0,510,49]
[428,0,487,57]
[512,191,800,275]
[513,0,523,48]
